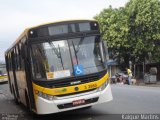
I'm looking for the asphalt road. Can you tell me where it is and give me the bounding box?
[0,83,160,120]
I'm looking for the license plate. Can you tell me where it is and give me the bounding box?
[73,99,85,106]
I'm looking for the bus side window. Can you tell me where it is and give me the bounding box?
[14,47,18,70]
[16,46,20,70]
[12,47,17,71]
[18,43,22,70]
[8,53,12,71]
[20,43,26,71]
[13,48,16,70]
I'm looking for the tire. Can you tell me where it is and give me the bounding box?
[25,92,37,116]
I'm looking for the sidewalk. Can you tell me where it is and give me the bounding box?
[137,80,160,87]
[110,79,160,87]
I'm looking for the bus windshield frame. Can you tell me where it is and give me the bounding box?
[30,35,106,81]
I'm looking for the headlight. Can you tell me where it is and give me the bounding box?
[97,80,109,91]
[38,91,54,101]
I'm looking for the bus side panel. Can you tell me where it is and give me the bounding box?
[22,43,36,111]
[7,52,19,100]
[11,52,20,100]
[16,70,28,106]
[7,71,12,94]
[8,70,19,101]
[8,71,14,93]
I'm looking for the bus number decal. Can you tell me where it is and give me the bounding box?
[84,84,97,90]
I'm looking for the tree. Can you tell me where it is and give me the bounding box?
[126,0,160,63]
[95,6,131,67]
[95,0,160,68]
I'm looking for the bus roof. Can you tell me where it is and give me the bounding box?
[5,19,97,54]
[28,19,96,30]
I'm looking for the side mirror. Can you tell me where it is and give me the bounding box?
[102,41,109,69]
[102,41,109,61]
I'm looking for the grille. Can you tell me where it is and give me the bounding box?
[50,70,107,88]
[34,70,107,88]
[53,75,99,88]
[57,97,99,109]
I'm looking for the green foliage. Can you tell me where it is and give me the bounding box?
[95,0,160,66]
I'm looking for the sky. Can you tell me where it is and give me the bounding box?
[0,0,129,62]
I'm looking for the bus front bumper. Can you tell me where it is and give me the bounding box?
[35,84,113,115]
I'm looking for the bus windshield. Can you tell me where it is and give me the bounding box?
[31,36,106,80]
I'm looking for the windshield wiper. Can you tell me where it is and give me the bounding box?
[48,42,60,58]
[71,37,85,65]
[58,44,64,70]
[72,41,79,64]
[48,41,64,70]
[76,37,84,53]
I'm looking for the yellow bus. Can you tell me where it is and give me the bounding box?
[0,74,8,83]
[0,65,8,83]
[5,20,113,114]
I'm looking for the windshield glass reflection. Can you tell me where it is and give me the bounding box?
[31,36,105,80]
